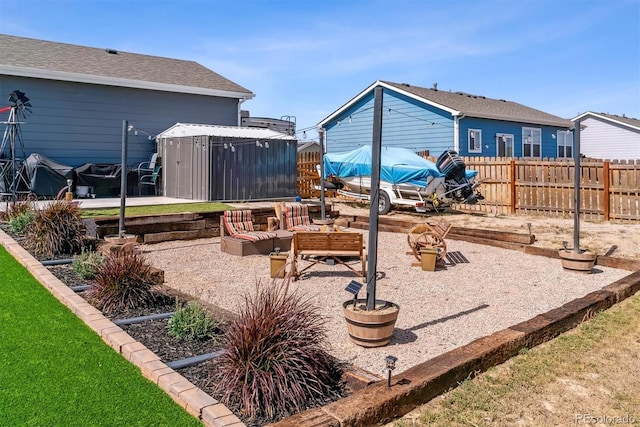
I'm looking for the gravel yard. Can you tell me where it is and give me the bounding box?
[143,224,631,377]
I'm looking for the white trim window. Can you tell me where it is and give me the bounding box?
[522,127,541,157]
[557,130,573,158]
[497,133,514,157]
[468,129,482,153]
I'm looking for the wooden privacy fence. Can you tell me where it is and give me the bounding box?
[459,157,640,222]
[297,151,640,222]
[297,152,324,199]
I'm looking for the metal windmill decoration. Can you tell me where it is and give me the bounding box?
[0,90,33,200]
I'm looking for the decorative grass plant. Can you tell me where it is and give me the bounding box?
[1,198,35,220]
[212,282,344,422]
[23,200,86,258]
[87,251,160,314]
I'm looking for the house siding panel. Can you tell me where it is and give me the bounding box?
[459,117,563,158]
[579,117,640,160]
[321,82,572,159]
[325,89,454,155]
[0,76,239,167]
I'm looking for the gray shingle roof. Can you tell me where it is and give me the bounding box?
[0,34,253,97]
[383,81,572,127]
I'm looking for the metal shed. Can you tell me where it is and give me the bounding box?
[157,123,298,201]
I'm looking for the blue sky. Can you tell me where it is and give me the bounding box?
[1,0,639,140]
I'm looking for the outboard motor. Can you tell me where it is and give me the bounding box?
[436,150,467,183]
[436,150,482,204]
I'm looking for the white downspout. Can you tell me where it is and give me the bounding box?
[237,99,247,126]
[237,95,254,126]
[453,113,464,152]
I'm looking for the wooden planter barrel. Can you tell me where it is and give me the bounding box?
[558,249,597,273]
[343,299,400,348]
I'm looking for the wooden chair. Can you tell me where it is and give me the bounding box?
[281,202,321,232]
[407,218,452,262]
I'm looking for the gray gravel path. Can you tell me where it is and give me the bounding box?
[142,228,630,377]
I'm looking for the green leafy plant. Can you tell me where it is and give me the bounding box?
[23,200,86,258]
[8,211,35,234]
[72,249,104,280]
[212,282,344,422]
[87,251,160,314]
[167,300,219,341]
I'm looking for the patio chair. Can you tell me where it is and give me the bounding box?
[137,152,158,177]
[220,209,277,256]
[281,202,321,232]
[221,210,276,242]
[138,166,161,196]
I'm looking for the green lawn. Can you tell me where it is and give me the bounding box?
[80,202,232,218]
[0,245,203,427]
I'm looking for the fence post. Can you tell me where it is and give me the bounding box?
[510,160,516,214]
[603,161,610,221]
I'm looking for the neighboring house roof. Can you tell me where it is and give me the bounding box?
[319,80,572,128]
[0,34,254,100]
[297,141,320,152]
[572,111,640,131]
[157,123,296,140]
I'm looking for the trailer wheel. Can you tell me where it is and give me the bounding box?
[378,191,391,215]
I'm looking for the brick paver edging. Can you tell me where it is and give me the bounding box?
[0,229,245,427]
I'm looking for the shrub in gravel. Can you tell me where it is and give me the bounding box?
[88,251,159,314]
[72,249,104,280]
[212,282,344,422]
[167,300,219,341]
[23,200,86,258]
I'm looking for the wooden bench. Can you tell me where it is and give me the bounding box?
[291,232,366,280]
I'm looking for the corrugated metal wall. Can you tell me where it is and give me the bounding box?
[161,135,297,201]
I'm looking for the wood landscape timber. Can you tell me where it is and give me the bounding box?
[343,215,536,245]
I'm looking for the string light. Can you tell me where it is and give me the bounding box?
[127,124,157,140]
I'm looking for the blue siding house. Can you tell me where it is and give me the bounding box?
[318,81,573,158]
[0,34,254,167]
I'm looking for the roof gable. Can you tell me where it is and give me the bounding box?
[319,80,572,128]
[573,111,640,131]
[0,34,254,99]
